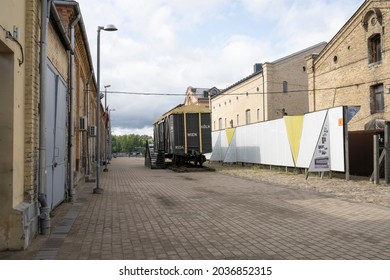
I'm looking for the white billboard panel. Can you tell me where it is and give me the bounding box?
[236,124,261,163]
[258,119,294,167]
[328,106,345,172]
[210,106,345,172]
[210,131,222,161]
[296,110,327,168]
[224,132,237,163]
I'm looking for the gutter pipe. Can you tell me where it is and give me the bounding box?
[38,0,52,235]
[68,9,81,202]
[262,70,265,121]
[86,71,94,176]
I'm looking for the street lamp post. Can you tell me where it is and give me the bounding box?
[93,24,118,195]
[103,85,111,172]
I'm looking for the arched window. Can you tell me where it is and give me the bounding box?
[369,34,382,64]
[283,81,288,94]
[245,109,251,125]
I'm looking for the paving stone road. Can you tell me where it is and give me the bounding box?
[1,157,390,260]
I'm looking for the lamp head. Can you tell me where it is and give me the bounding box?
[104,24,118,31]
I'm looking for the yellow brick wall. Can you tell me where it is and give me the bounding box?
[212,74,264,130]
[24,0,40,203]
[47,23,69,81]
[308,0,390,131]
[211,43,326,131]
[56,4,97,178]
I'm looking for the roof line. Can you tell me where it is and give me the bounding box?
[313,0,369,62]
[270,41,327,64]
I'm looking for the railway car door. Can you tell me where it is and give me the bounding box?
[172,114,184,156]
[201,113,212,153]
[186,113,200,153]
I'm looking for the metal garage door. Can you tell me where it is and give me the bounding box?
[46,63,67,209]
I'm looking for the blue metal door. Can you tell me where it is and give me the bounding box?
[46,63,67,209]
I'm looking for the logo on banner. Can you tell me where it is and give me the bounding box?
[309,113,330,172]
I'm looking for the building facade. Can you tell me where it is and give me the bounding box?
[0,0,101,251]
[0,0,34,251]
[184,86,220,107]
[211,42,327,131]
[307,0,390,131]
[55,2,99,183]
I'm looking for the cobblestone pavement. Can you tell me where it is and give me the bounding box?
[205,162,390,208]
[2,157,390,260]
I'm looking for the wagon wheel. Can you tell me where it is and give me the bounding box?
[199,155,205,167]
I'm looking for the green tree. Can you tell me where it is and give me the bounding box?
[111,134,153,154]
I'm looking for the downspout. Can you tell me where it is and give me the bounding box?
[68,10,81,202]
[262,70,265,121]
[312,63,316,112]
[86,71,94,176]
[38,0,53,235]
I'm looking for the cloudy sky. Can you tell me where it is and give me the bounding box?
[77,0,365,136]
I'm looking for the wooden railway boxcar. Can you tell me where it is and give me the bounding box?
[153,104,212,165]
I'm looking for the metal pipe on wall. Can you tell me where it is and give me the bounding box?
[68,10,81,202]
[38,0,52,235]
[86,71,94,176]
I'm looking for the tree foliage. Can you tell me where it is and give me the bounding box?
[112,134,153,154]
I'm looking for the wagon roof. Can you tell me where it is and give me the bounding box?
[153,104,211,124]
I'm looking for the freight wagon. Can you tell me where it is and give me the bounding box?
[153,104,212,166]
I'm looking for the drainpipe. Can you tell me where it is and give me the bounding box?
[38,0,53,235]
[262,70,265,121]
[312,62,316,112]
[68,11,81,202]
[86,71,94,176]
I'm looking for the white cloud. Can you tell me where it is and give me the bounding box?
[240,0,364,53]
[240,0,289,19]
[76,0,365,136]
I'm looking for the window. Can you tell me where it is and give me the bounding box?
[369,34,382,64]
[237,114,239,126]
[225,118,227,128]
[245,109,251,124]
[218,118,222,130]
[283,81,288,94]
[370,84,384,114]
[230,120,233,128]
[257,109,260,121]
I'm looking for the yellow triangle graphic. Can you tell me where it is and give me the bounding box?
[284,116,304,164]
[225,128,236,145]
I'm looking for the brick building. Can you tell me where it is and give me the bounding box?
[211,42,327,131]
[306,0,390,131]
[184,86,220,108]
[0,0,101,251]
